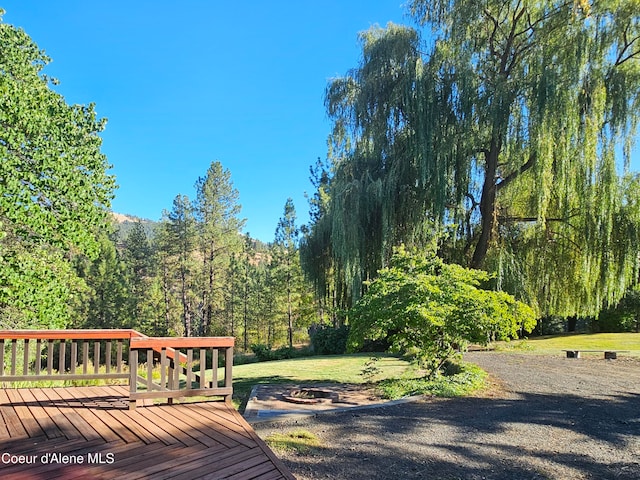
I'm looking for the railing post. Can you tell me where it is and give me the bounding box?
[129,348,138,410]
[0,339,4,376]
[225,346,233,404]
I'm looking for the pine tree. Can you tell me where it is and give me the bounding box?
[194,161,245,335]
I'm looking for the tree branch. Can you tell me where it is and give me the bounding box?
[496,152,536,191]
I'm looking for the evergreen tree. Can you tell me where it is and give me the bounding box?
[122,221,159,333]
[76,232,130,329]
[162,195,197,336]
[274,198,301,347]
[194,161,245,335]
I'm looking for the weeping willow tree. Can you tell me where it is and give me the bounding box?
[303,0,640,316]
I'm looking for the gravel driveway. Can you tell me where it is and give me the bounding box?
[253,352,640,480]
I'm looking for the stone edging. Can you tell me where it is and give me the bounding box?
[243,384,425,424]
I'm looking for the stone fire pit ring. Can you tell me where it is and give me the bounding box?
[281,388,340,405]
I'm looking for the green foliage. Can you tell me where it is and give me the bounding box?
[250,343,274,362]
[194,161,245,336]
[75,232,131,329]
[303,0,640,318]
[348,245,536,376]
[309,324,350,355]
[378,361,487,399]
[249,343,308,362]
[597,286,640,332]
[0,14,115,328]
[272,199,315,348]
[359,356,381,383]
[0,240,87,328]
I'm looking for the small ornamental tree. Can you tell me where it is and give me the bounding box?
[348,245,536,377]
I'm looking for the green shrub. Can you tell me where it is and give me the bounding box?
[378,361,487,399]
[309,324,350,354]
[249,343,312,362]
[349,244,536,377]
[250,344,274,362]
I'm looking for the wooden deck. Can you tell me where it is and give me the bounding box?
[0,386,295,479]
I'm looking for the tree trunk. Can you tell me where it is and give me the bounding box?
[243,264,249,351]
[471,139,500,269]
[204,248,215,336]
[287,269,293,348]
[181,265,191,337]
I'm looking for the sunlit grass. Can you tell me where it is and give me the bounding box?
[265,429,323,454]
[492,332,640,356]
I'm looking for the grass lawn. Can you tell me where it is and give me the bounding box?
[492,332,640,356]
[230,353,412,410]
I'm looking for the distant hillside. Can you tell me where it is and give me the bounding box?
[110,212,158,243]
[111,212,154,224]
[109,212,270,252]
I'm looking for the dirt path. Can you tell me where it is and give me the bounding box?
[253,352,640,479]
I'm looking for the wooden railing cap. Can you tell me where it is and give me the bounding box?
[130,337,235,349]
[0,329,142,340]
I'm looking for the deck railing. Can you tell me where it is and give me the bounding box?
[0,329,140,383]
[0,329,234,409]
[129,336,234,409]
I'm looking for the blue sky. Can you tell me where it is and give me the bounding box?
[2,1,409,242]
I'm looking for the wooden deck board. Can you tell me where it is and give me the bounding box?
[154,403,243,449]
[37,387,114,442]
[152,404,225,448]
[4,389,45,439]
[27,388,84,440]
[0,386,295,480]
[187,403,256,443]
[48,386,128,443]
[0,390,26,439]
[168,446,264,480]
[13,388,66,440]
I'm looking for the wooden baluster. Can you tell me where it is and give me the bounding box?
[172,353,180,402]
[47,340,53,375]
[117,340,123,373]
[23,339,29,376]
[147,349,153,392]
[186,349,193,390]
[212,348,218,388]
[105,341,112,374]
[59,341,66,375]
[11,340,17,376]
[70,341,77,375]
[94,342,100,374]
[82,342,89,374]
[160,348,167,390]
[35,339,41,376]
[199,348,206,388]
